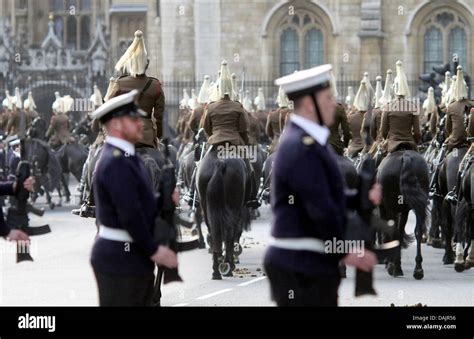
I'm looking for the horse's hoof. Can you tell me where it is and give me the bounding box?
[443,252,454,265]
[387,262,395,276]
[218,262,231,276]
[454,263,465,272]
[212,272,222,280]
[431,238,444,249]
[413,269,424,280]
[393,266,404,277]
[464,260,473,270]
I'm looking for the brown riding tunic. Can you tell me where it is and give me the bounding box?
[445,99,470,152]
[46,112,73,146]
[189,104,205,136]
[25,109,39,129]
[347,109,364,157]
[108,74,165,148]
[247,110,261,146]
[380,97,421,153]
[328,103,352,156]
[202,97,249,146]
[266,107,290,153]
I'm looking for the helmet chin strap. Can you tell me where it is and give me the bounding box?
[310,94,324,126]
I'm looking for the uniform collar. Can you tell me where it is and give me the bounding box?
[105,136,135,156]
[290,114,329,146]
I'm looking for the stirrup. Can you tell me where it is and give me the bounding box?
[445,190,458,203]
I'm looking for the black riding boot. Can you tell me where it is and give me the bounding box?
[244,159,260,209]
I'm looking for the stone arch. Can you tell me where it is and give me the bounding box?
[405,0,473,75]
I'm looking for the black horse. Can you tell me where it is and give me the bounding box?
[28,116,48,141]
[437,146,468,264]
[377,150,429,279]
[24,138,63,208]
[197,148,251,280]
[452,160,474,271]
[52,143,88,202]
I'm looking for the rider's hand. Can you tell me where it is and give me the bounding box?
[23,176,35,192]
[343,250,377,272]
[172,188,180,206]
[368,183,382,206]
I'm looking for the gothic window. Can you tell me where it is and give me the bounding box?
[66,16,77,49]
[304,28,324,69]
[80,16,91,50]
[419,10,470,73]
[280,28,299,76]
[278,12,326,76]
[51,0,93,50]
[448,27,467,68]
[423,27,443,73]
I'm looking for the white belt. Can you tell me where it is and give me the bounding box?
[269,237,326,254]
[98,225,134,243]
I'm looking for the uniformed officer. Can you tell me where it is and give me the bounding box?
[327,73,351,156]
[380,61,421,153]
[90,90,177,307]
[264,64,380,307]
[253,87,269,143]
[188,76,211,136]
[266,86,292,153]
[108,30,165,148]
[444,66,471,153]
[347,80,368,158]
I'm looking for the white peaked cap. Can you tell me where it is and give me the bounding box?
[380,69,394,106]
[188,89,198,110]
[452,66,469,101]
[90,85,103,107]
[374,76,383,108]
[353,80,370,112]
[197,75,211,104]
[114,30,148,77]
[180,89,190,109]
[276,86,290,108]
[231,73,238,101]
[275,64,332,98]
[243,90,253,112]
[345,86,355,107]
[217,60,233,99]
[394,61,410,97]
[103,77,116,102]
[14,87,22,109]
[423,87,436,114]
[24,91,37,110]
[254,88,266,111]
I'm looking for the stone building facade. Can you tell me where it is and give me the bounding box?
[0,0,472,106]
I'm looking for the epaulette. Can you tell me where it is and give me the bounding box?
[302,135,315,146]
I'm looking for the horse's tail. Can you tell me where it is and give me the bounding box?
[400,152,427,247]
[206,160,236,239]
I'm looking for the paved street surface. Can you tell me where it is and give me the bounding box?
[0,190,473,307]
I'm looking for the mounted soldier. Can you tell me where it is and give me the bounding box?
[328,72,351,156]
[253,87,269,144]
[347,79,368,158]
[23,91,39,130]
[6,88,24,137]
[201,60,259,209]
[46,93,74,150]
[380,60,421,153]
[344,86,355,111]
[243,89,261,147]
[108,30,165,148]
[188,76,210,137]
[266,86,291,154]
[445,66,474,203]
[176,89,191,143]
[367,74,386,157]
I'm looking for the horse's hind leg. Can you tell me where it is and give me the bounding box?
[61,173,71,203]
[211,229,223,280]
[223,227,235,277]
[413,215,424,280]
[393,212,408,277]
[442,201,455,264]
